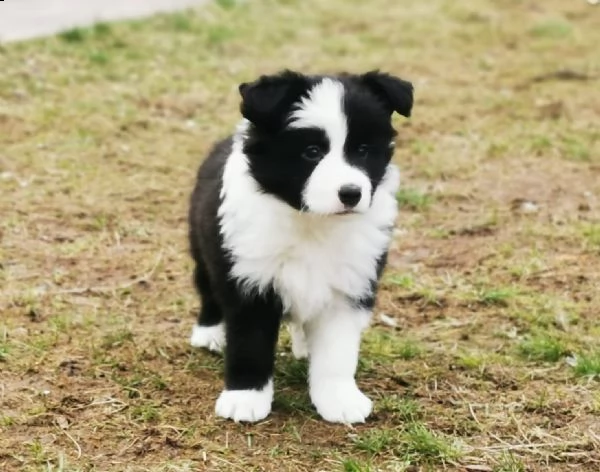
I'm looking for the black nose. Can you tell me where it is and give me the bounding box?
[338,184,362,208]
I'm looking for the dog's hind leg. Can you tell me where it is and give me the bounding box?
[288,322,308,359]
[190,262,225,353]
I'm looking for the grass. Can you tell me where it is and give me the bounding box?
[352,423,459,465]
[130,403,162,422]
[362,330,423,363]
[399,423,461,464]
[342,458,375,472]
[475,286,520,307]
[517,333,569,362]
[101,328,134,349]
[1,0,600,470]
[377,395,421,422]
[59,28,87,43]
[385,273,415,289]
[572,351,600,378]
[396,188,434,211]
[353,429,397,455]
[582,223,600,252]
[0,331,9,362]
[494,452,527,472]
[529,19,573,39]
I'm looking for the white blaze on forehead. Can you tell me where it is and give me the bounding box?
[288,78,347,149]
[288,78,373,215]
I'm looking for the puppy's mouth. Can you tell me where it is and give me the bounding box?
[299,205,362,216]
[335,209,358,215]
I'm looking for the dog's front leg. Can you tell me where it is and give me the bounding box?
[305,304,372,424]
[215,291,282,423]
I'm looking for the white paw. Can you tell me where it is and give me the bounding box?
[310,379,372,424]
[215,380,273,423]
[190,323,225,353]
[288,323,308,359]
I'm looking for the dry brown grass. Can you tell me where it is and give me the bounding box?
[1,0,599,470]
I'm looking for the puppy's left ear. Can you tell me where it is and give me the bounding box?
[238,70,310,131]
[360,71,414,117]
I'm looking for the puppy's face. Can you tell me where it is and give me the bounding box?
[240,71,413,215]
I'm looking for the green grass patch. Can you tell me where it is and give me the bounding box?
[396,188,434,211]
[168,13,195,32]
[572,351,600,378]
[385,273,416,289]
[352,423,460,465]
[427,227,452,239]
[560,134,591,162]
[92,22,113,37]
[397,341,422,360]
[456,352,487,370]
[131,403,161,422]
[529,19,573,39]
[25,439,49,464]
[59,28,87,43]
[215,0,240,9]
[342,458,375,472]
[517,334,568,362]
[494,451,526,472]
[353,429,397,455]
[277,357,308,387]
[474,286,519,307]
[399,423,461,464]
[206,25,237,46]
[0,342,10,362]
[0,327,9,362]
[508,294,580,330]
[377,395,421,422]
[0,415,16,427]
[363,330,423,362]
[101,329,134,349]
[273,391,313,414]
[183,351,224,374]
[49,313,73,333]
[582,223,600,252]
[89,50,110,65]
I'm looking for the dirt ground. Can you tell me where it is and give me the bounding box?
[1,0,599,470]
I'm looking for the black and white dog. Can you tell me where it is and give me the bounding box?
[188,70,413,424]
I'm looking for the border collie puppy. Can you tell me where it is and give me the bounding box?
[188,70,413,424]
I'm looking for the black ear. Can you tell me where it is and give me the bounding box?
[360,71,414,117]
[238,70,310,131]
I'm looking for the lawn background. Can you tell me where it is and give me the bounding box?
[1,0,599,470]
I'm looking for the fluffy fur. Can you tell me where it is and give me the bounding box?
[188,70,413,423]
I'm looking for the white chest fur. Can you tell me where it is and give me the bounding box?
[218,136,400,321]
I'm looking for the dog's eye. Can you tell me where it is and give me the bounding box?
[357,144,370,159]
[302,145,323,162]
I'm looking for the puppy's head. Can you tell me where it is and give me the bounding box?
[239,70,413,215]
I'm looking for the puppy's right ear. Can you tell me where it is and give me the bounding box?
[360,71,414,118]
[239,70,310,131]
